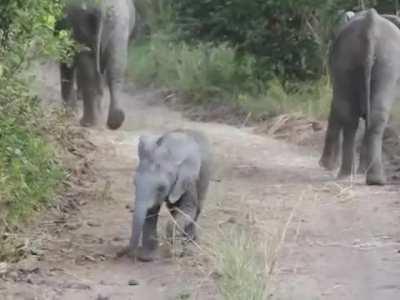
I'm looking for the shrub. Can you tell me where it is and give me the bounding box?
[169,0,398,81]
[129,34,262,101]
[0,0,72,225]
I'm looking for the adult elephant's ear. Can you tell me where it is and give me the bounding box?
[138,135,159,160]
[169,156,201,204]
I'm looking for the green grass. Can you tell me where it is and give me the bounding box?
[215,226,269,300]
[128,34,332,121]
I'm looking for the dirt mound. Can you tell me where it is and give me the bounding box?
[254,113,325,147]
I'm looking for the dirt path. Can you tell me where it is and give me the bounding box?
[1,63,400,300]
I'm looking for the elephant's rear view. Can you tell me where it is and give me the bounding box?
[59,0,136,129]
[320,9,400,185]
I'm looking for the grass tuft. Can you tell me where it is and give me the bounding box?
[215,226,269,300]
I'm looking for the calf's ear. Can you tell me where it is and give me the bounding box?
[168,157,200,204]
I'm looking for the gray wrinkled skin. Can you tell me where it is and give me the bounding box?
[58,0,135,130]
[320,9,400,185]
[128,130,212,262]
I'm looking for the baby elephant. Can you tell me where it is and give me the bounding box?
[128,129,212,262]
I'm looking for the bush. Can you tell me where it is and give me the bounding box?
[0,0,72,225]
[129,33,333,120]
[169,0,398,81]
[129,34,261,100]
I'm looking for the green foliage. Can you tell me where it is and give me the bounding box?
[129,34,332,119]
[0,101,64,223]
[129,34,261,101]
[0,0,70,226]
[169,0,398,81]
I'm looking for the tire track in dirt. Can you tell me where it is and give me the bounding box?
[1,62,400,300]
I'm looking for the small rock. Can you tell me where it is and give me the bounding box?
[0,262,8,275]
[87,221,101,227]
[128,279,139,286]
[312,121,323,132]
[211,270,223,280]
[65,222,82,230]
[226,217,237,224]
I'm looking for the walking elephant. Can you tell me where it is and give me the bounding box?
[127,130,212,262]
[58,0,135,129]
[320,9,400,185]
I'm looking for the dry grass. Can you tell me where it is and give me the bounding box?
[158,189,306,300]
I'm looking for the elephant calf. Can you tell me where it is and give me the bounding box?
[128,130,212,262]
[320,9,400,185]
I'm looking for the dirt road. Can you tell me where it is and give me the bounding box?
[1,63,400,300]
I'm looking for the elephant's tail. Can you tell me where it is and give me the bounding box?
[363,8,377,130]
[95,9,103,75]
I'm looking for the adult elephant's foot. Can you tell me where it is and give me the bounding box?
[107,108,125,130]
[80,115,99,128]
[63,94,78,110]
[337,169,351,180]
[366,169,386,186]
[319,155,338,171]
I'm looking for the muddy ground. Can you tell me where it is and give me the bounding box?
[0,63,400,300]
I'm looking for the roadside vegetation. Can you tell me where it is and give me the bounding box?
[0,0,72,237]
[129,0,398,121]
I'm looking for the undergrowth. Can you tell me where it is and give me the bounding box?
[128,34,332,121]
[0,96,64,226]
[0,0,71,242]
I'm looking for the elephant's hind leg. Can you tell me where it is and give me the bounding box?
[105,41,127,130]
[76,52,102,127]
[320,93,343,171]
[365,75,396,185]
[338,118,359,178]
[166,194,199,243]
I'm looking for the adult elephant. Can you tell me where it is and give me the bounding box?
[58,0,135,129]
[320,9,400,185]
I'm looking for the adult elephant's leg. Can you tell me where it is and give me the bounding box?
[338,118,359,178]
[105,38,127,130]
[76,51,102,127]
[365,79,395,185]
[320,91,343,170]
[358,131,368,174]
[138,205,161,262]
[60,62,76,107]
[365,114,388,185]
